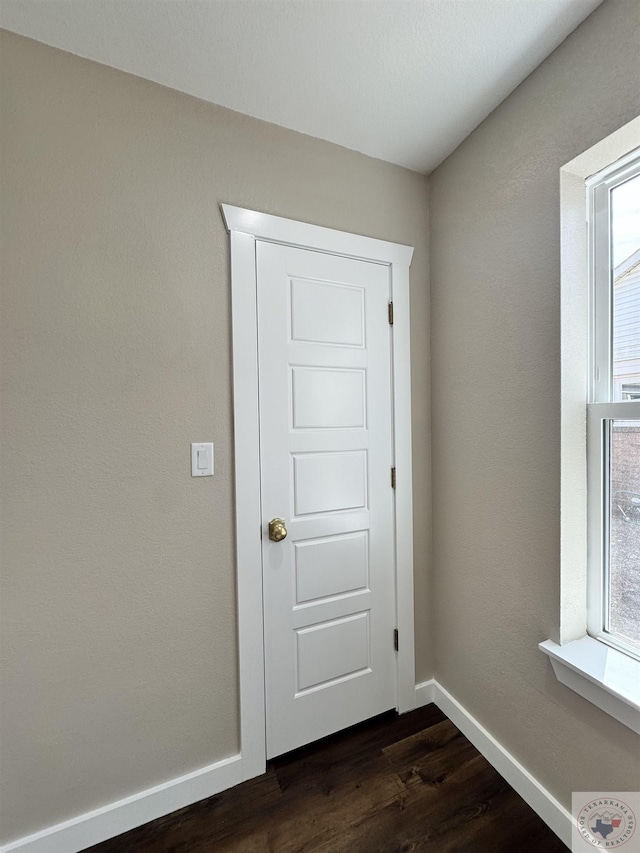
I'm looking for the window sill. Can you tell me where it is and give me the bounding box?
[539,636,640,734]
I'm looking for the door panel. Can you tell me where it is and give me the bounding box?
[294,531,369,603]
[257,242,396,758]
[293,451,367,515]
[290,278,365,346]
[295,611,370,692]
[291,367,366,429]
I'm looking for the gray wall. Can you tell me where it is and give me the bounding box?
[0,30,430,843]
[430,0,640,809]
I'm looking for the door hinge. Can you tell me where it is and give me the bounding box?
[391,467,396,489]
[388,301,394,325]
[394,629,399,652]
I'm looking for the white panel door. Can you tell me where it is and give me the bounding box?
[257,242,396,758]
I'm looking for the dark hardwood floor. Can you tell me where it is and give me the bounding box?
[85,705,568,852]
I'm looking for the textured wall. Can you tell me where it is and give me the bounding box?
[0,30,430,843]
[430,0,640,809]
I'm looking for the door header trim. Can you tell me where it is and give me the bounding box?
[223,203,416,784]
[222,204,414,267]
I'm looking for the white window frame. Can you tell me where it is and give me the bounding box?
[539,119,640,735]
[586,153,640,662]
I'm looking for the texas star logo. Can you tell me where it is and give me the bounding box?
[577,798,636,848]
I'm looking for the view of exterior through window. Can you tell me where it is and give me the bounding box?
[608,173,640,648]
[591,167,640,654]
[612,176,640,402]
[609,420,640,644]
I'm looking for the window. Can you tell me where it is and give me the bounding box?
[587,152,640,661]
[541,122,640,734]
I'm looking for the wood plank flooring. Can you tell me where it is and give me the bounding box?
[85,704,568,852]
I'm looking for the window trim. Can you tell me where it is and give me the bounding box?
[539,636,640,735]
[540,118,640,734]
[586,153,640,661]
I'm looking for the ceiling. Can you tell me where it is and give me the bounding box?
[0,0,603,174]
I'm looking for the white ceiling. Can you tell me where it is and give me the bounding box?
[0,0,603,174]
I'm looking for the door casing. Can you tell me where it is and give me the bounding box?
[221,204,416,782]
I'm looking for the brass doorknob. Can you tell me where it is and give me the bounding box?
[268,518,287,542]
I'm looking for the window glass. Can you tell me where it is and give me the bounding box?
[608,419,640,648]
[611,175,640,403]
[588,156,640,659]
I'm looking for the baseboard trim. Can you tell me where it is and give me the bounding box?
[425,681,574,848]
[0,753,243,853]
[3,683,576,852]
[413,678,435,708]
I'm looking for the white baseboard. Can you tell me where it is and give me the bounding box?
[0,753,243,853]
[3,683,575,852]
[416,680,574,848]
[414,678,435,708]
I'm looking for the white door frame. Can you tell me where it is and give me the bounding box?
[221,204,416,782]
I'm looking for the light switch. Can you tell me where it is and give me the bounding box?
[191,442,214,477]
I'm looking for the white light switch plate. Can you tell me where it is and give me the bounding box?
[191,443,214,477]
